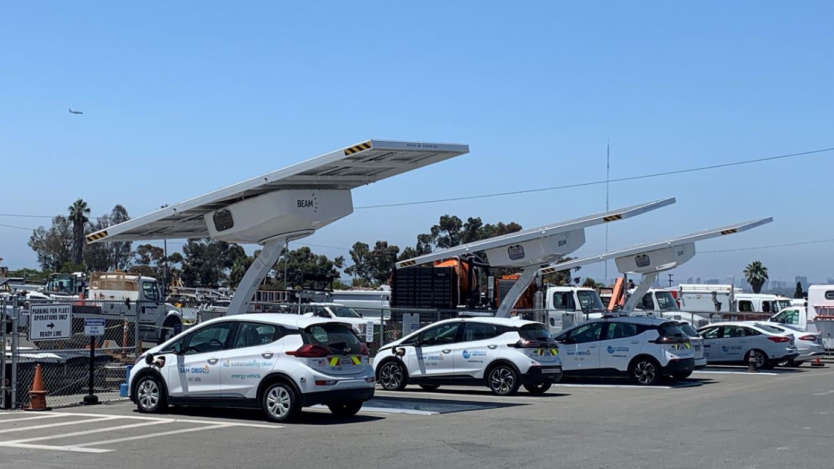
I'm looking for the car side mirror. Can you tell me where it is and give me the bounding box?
[145,353,155,365]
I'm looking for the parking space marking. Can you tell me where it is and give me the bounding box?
[0,415,119,434]
[0,412,284,454]
[0,413,67,422]
[74,423,232,448]
[694,370,779,376]
[552,382,704,389]
[310,404,436,415]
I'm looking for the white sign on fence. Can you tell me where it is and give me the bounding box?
[84,318,106,336]
[28,304,72,341]
[365,320,374,343]
[402,313,420,337]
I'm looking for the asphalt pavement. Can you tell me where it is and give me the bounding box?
[1,365,832,469]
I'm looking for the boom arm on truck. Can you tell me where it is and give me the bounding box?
[87,140,470,316]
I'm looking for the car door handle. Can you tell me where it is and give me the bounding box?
[207,358,219,365]
[442,349,451,354]
[630,341,640,344]
[488,345,497,350]
[261,353,274,359]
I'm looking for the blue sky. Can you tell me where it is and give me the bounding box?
[2,1,833,285]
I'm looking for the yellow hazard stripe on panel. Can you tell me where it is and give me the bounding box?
[603,214,623,223]
[720,229,738,235]
[344,141,372,155]
[351,356,361,365]
[86,230,109,243]
[684,342,691,349]
[540,266,556,275]
[399,260,417,267]
[329,357,340,367]
[550,348,558,356]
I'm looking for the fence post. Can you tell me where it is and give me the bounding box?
[11,296,19,409]
[134,302,141,359]
[379,313,384,349]
[1,297,6,410]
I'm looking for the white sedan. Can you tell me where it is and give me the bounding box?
[754,323,824,367]
[697,322,799,369]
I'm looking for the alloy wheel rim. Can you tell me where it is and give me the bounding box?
[635,362,656,384]
[266,386,291,418]
[138,379,159,410]
[490,368,514,394]
[754,351,766,367]
[381,363,403,389]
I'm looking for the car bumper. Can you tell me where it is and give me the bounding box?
[299,386,375,407]
[520,366,563,385]
[795,348,825,362]
[694,357,707,369]
[662,358,695,375]
[776,353,800,363]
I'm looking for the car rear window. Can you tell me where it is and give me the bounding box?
[679,323,699,337]
[303,324,362,354]
[658,322,687,339]
[754,323,786,334]
[518,324,551,341]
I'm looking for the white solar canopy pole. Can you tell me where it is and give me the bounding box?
[537,217,773,314]
[394,198,677,318]
[87,139,470,316]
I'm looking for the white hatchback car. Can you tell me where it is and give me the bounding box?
[554,317,696,385]
[678,321,707,369]
[374,318,562,395]
[129,314,375,422]
[697,322,799,369]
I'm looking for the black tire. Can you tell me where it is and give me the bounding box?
[135,374,168,414]
[377,360,408,391]
[672,371,692,381]
[487,364,521,396]
[630,357,661,386]
[419,384,440,391]
[748,349,769,369]
[523,382,552,395]
[327,401,363,418]
[262,382,300,423]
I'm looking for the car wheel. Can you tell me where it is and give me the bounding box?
[748,349,768,369]
[419,384,440,391]
[262,382,300,423]
[523,382,552,395]
[327,402,363,418]
[378,360,407,391]
[630,358,660,386]
[135,375,167,414]
[487,364,521,396]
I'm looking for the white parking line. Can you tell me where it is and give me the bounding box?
[5,420,170,444]
[694,370,779,376]
[74,423,232,448]
[552,382,703,389]
[0,413,67,422]
[0,416,119,434]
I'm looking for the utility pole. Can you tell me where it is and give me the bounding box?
[161,205,169,298]
[668,273,673,287]
[604,140,610,284]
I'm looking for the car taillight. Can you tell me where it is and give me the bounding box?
[799,335,819,342]
[287,345,330,357]
[360,344,370,356]
[767,336,790,343]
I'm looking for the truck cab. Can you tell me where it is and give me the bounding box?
[88,272,183,344]
[42,272,86,299]
[542,286,607,335]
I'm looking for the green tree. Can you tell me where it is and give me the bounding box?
[794,281,804,299]
[28,215,73,271]
[743,261,769,294]
[181,239,246,287]
[110,205,133,270]
[582,277,597,288]
[541,257,581,286]
[130,244,166,278]
[346,241,399,286]
[345,242,372,283]
[68,199,90,265]
[272,246,342,289]
[84,214,111,271]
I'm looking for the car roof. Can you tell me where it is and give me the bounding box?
[698,321,788,333]
[596,316,671,325]
[199,313,351,330]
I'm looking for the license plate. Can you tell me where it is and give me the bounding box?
[541,367,561,374]
[340,357,354,366]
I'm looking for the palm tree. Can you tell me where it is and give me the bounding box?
[68,199,91,265]
[743,261,769,293]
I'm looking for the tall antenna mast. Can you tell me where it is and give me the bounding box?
[604,139,610,284]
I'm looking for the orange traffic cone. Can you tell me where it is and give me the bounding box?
[24,364,51,411]
[811,357,825,368]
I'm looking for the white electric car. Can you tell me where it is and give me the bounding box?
[374,318,562,396]
[553,317,696,385]
[129,314,375,422]
[697,322,799,369]
[678,321,707,369]
[747,322,824,367]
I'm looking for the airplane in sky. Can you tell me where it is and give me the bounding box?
[68,108,83,115]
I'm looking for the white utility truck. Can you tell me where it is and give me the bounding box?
[769,285,834,332]
[87,272,183,343]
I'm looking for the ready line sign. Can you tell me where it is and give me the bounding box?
[29,304,72,341]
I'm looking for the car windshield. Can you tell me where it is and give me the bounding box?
[303,324,362,354]
[655,292,679,311]
[577,291,605,313]
[679,323,699,337]
[518,324,551,341]
[330,306,361,318]
[754,323,786,334]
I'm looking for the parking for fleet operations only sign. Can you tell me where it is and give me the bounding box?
[29,304,72,341]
